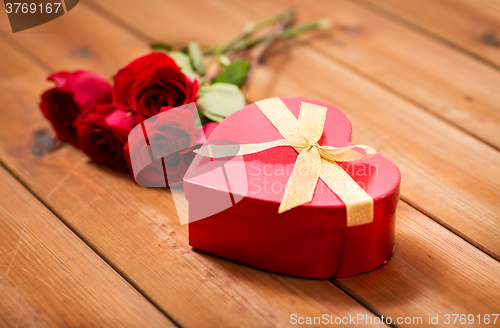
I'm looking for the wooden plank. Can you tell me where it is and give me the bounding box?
[219,0,500,150]
[0,3,149,73]
[337,202,500,326]
[0,17,386,328]
[84,0,500,259]
[0,167,175,328]
[243,38,500,260]
[362,0,500,68]
[1,1,500,326]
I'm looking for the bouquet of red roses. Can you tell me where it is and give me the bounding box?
[39,8,329,185]
[40,53,203,177]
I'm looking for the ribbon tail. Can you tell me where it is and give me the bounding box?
[319,160,374,227]
[278,146,322,213]
[324,145,377,162]
[195,139,294,158]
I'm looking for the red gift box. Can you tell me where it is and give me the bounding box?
[184,97,400,278]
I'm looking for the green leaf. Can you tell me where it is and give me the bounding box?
[218,55,231,67]
[197,83,245,120]
[188,41,204,74]
[150,42,173,51]
[212,60,250,88]
[201,111,226,123]
[167,51,200,81]
[168,51,189,68]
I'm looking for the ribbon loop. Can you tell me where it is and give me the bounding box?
[298,102,327,144]
[279,144,322,213]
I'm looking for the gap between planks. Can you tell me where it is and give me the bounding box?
[217,0,500,151]
[0,160,183,328]
[304,42,500,152]
[0,18,394,328]
[83,0,500,262]
[0,1,500,326]
[0,162,177,328]
[0,35,388,327]
[3,0,498,270]
[349,0,500,71]
[0,26,388,327]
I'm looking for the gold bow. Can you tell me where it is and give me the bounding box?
[195,98,377,227]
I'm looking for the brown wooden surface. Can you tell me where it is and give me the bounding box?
[0,32,385,328]
[363,0,500,68]
[89,0,500,260]
[1,0,500,327]
[0,167,174,328]
[226,0,500,150]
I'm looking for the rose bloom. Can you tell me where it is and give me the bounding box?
[113,52,198,121]
[74,104,137,173]
[40,71,113,147]
[198,122,219,144]
[124,108,202,187]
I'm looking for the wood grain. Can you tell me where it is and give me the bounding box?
[1,0,500,327]
[0,3,150,74]
[336,202,500,327]
[84,0,500,259]
[220,0,500,150]
[362,0,500,68]
[0,32,386,328]
[0,166,175,328]
[243,39,500,259]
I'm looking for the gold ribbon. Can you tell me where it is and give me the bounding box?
[195,98,377,227]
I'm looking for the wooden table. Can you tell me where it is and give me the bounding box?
[0,0,499,327]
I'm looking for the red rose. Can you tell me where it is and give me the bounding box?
[113,52,198,120]
[198,122,219,144]
[74,104,137,173]
[124,108,201,186]
[40,71,113,147]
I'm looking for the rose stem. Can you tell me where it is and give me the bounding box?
[201,7,296,71]
[242,10,295,92]
[281,18,331,38]
[199,9,294,84]
[227,18,331,54]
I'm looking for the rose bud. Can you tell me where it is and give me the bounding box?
[39,71,113,147]
[74,104,137,173]
[197,122,219,144]
[113,52,198,120]
[124,107,201,187]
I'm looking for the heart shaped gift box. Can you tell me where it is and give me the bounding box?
[184,97,400,278]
